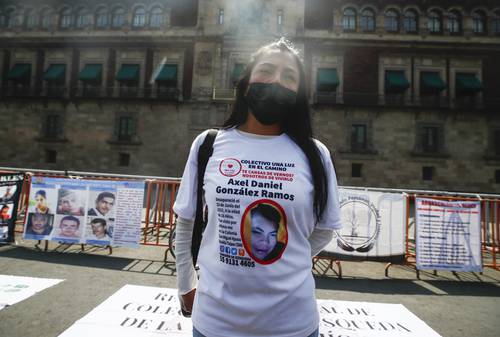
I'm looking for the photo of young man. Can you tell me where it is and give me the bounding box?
[25,213,54,237]
[87,192,115,217]
[56,190,85,216]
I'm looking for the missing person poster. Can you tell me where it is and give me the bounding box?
[323,189,406,257]
[23,177,145,248]
[58,285,442,337]
[0,173,24,244]
[415,198,482,272]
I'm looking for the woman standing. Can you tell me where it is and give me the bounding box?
[174,39,342,337]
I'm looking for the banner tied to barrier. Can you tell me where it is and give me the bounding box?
[415,197,482,272]
[23,177,145,247]
[0,173,24,244]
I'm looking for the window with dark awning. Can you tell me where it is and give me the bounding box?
[420,71,446,93]
[385,70,410,92]
[317,68,339,92]
[7,63,31,80]
[456,73,483,93]
[116,64,140,82]
[43,64,66,81]
[231,63,244,83]
[78,64,102,82]
[155,64,177,82]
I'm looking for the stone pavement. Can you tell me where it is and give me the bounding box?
[0,238,499,337]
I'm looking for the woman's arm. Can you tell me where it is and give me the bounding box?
[308,228,334,257]
[175,217,198,313]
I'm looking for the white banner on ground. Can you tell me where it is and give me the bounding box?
[0,275,63,309]
[23,177,145,248]
[323,189,406,257]
[58,285,441,337]
[415,198,482,272]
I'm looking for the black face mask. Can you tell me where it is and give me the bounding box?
[246,83,297,125]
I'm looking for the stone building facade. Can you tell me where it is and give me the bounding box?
[0,0,499,193]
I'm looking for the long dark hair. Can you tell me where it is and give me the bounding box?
[223,39,328,223]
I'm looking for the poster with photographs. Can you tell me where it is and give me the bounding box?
[23,177,145,247]
[0,173,24,244]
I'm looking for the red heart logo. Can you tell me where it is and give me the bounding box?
[228,164,233,168]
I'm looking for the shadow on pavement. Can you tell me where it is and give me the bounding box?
[0,245,176,275]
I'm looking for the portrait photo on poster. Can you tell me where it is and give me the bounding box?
[0,203,14,225]
[56,189,86,216]
[52,214,83,243]
[28,188,57,215]
[0,185,17,203]
[24,213,54,239]
[87,190,116,219]
[241,199,288,265]
[85,217,113,243]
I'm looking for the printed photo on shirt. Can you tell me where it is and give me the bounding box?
[85,217,113,244]
[87,190,116,219]
[241,200,288,264]
[56,189,86,216]
[24,213,54,239]
[28,188,57,215]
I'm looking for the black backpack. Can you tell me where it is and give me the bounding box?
[191,129,218,266]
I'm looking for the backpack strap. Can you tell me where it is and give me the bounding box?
[191,129,218,266]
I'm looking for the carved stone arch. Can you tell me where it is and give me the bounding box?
[340,4,360,14]
[91,3,109,13]
[382,5,402,16]
[74,5,90,15]
[110,4,126,13]
[130,3,147,14]
[38,5,54,16]
[402,6,422,16]
[426,6,446,16]
[471,7,491,17]
[446,6,465,16]
[55,4,73,14]
[147,2,165,12]
[360,5,377,15]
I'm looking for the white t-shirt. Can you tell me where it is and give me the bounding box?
[174,128,342,337]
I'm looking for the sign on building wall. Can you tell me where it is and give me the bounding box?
[58,285,441,337]
[0,173,24,244]
[415,198,482,272]
[323,189,406,257]
[23,177,145,248]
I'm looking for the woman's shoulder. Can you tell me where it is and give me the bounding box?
[312,138,333,158]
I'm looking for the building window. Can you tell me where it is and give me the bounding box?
[496,170,500,184]
[44,115,61,139]
[385,9,399,32]
[75,8,90,28]
[277,9,283,28]
[427,10,442,33]
[352,163,362,178]
[150,7,164,28]
[384,70,410,105]
[95,7,108,28]
[351,124,367,152]
[0,13,6,28]
[472,11,486,34]
[45,149,57,164]
[493,11,500,34]
[111,8,125,28]
[132,7,146,28]
[492,129,500,157]
[5,8,16,28]
[316,68,339,104]
[360,8,375,32]
[40,8,52,29]
[342,8,356,31]
[420,71,446,107]
[218,8,224,25]
[403,10,418,33]
[422,126,439,153]
[422,166,434,181]
[59,8,72,28]
[24,9,38,29]
[117,116,136,142]
[447,11,461,34]
[119,153,130,167]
